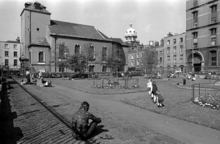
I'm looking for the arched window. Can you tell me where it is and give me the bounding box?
[210,50,217,66]
[102,47,107,61]
[75,44,80,54]
[39,51,44,62]
[89,46,95,61]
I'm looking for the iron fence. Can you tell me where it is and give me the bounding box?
[92,77,139,89]
[192,83,220,100]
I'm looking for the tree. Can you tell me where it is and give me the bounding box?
[142,48,158,74]
[51,42,69,75]
[105,45,122,75]
[67,54,87,74]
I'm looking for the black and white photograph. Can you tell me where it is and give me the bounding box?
[0,0,220,143]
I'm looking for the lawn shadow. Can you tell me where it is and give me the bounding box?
[0,89,23,144]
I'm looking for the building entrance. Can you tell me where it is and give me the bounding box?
[194,63,201,72]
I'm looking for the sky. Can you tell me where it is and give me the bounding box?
[0,0,186,45]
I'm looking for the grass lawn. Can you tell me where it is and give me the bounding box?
[15,76,220,131]
[47,77,220,131]
[122,77,220,131]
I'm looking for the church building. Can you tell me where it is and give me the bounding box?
[20,1,128,73]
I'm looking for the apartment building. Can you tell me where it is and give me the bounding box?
[0,38,21,71]
[186,0,220,72]
[163,32,186,72]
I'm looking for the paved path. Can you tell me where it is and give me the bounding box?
[2,80,99,144]
[51,83,220,144]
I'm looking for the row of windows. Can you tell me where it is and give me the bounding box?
[4,59,18,66]
[192,28,217,47]
[192,4,217,26]
[167,37,184,45]
[167,45,184,54]
[167,55,184,62]
[5,44,18,49]
[74,45,108,61]
[4,51,18,57]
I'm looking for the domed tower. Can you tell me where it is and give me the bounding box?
[125,23,137,43]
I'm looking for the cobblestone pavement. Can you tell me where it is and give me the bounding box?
[2,80,99,144]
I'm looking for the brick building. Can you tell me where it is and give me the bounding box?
[20,1,128,73]
[0,37,21,72]
[186,0,220,72]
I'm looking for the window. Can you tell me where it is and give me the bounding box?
[59,67,64,72]
[167,40,170,45]
[210,51,217,66]
[159,57,162,64]
[5,44,9,48]
[210,28,217,46]
[192,11,198,27]
[102,66,107,72]
[167,47,170,54]
[39,51,44,62]
[193,32,198,39]
[193,32,198,47]
[14,51,17,57]
[210,28,217,36]
[89,65,94,72]
[75,44,80,54]
[180,45,183,53]
[137,59,139,65]
[174,46,176,53]
[159,51,162,55]
[173,39,176,44]
[89,46,95,61]
[180,54,184,60]
[14,45,17,49]
[5,59,9,66]
[211,5,217,23]
[180,37,183,43]
[5,51,9,57]
[167,56,170,62]
[174,55,177,60]
[102,47,107,61]
[37,28,39,31]
[14,59,17,66]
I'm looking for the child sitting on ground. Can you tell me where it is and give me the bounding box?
[155,91,164,107]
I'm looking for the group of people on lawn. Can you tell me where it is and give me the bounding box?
[21,69,51,87]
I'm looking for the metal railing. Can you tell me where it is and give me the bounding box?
[192,83,220,100]
[92,77,139,89]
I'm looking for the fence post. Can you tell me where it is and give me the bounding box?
[199,83,200,97]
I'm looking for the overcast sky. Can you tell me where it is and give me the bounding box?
[0,0,186,45]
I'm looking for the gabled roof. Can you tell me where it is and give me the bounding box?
[49,20,110,41]
[111,38,129,47]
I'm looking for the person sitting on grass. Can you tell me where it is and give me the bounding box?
[40,77,52,87]
[72,101,101,141]
[20,79,27,85]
